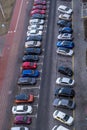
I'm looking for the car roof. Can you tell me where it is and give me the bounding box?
[15,94,28,100]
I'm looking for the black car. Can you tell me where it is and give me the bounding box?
[54,87,75,98]
[57,20,72,27]
[24,48,41,55]
[26,36,42,41]
[58,66,73,77]
[17,77,36,85]
[31,14,46,19]
[22,55,39,62]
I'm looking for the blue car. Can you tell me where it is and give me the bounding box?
[59,27,73,33]
[22,69,39,77]
[24,48,41,55]
[26,35,42,41]
[31,14,45,19]
[56,41,74,49]
[57,20,72,27]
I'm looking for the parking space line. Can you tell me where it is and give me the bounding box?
[21,86,40,90]
[39,55,44,58]
[33,104,38,107]
[37,62,43,65]
[37,77,41,80]
[29,114,37,118]
[34,94,39,98]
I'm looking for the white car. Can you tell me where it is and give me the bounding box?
[27,30,43,36]
[57,33,73,40]
[59,14,72,21]
[11,126,29,130]
[12,105,32,114]
[56,77,75,86]
[52,125,69,130]
[28,25,44,31]
[58,5,73,14]
[56,47,73,56]
[29,19,44,25]
[53,110,74,126]
[25,41,41,48]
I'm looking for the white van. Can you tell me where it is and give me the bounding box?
[52,125,69,130]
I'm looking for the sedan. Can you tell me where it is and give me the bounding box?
[22,69,39,77]
[22,62,37,69]
[27,30,42,37]
[25,41,41,48]
[17,77,36,85]
[56,47,73,56]
[53,98,75,109]
[28,25,44,31]
[30,9,46,15]
[53,110,74,126]
[59,14,72,21]
[59,27,73,33]
[56,77,74,86]
[33,1,46,6]
[26,35,42,41]
[24,48,41,55]
[12,105,33,114]
[52,125,69,130]
[54,87,75,98]
[32,5,47,10]
[57,20,72,27]
[29,19,44,25]
[11,126,29,130]
[31,14,46,19]
[58,66,73,77]
[57,33,73,40]
[56,41,74,49]
[58,5,73,14]
[15,93,34,103]
[22,55,39,62]
[14,115,32,124]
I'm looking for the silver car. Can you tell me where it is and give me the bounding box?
[57,33,73,40]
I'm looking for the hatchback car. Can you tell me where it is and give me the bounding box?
[31,14,46,19]
[30,9,46,16]
[17,77,36,85]
[22,62,37,69]
[27,30,42,37]
[56,77,74,86]
[15,93,34,103]
[56,41,74,49]
[53,110,74,126]
[52,125,69,130]
[56,47,73,56]
[57,33,73,40]
[59,27,73,33]
[25,41,41,48]
[26,35,42,41]
[58,66,73,76]
[58,5,73,14]
[32,5,47,10]
[53,98,75,109]
[22,69,39,77]
[29,19,44,25]
[28,25,44,31]
[22,55,39,62]
[57,20,72,27]
[12,105,33,114]
[54,87,75,98]
[11,126,29,130]
[59,14,72,21]
[24,48,41,55]
[14,115,32,124]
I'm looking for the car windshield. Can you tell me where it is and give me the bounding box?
[65,7,70,11]
[23,105,28,111]
[63,114,69,121]
[23,116,28,122]
[69,79,72,83]
[68,100,73,106]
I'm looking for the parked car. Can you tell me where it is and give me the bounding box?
[28,25,44,31]
[31,14,46,19]
[32,5,47,10]
[57,33,73,40]
[22,55,39,62]
[54,87,75,98]
[25,41,41,48]
[27,30,43,37]
[26,35,42,41]
[53,110,74,126]
[29,19,44,25]
[59,14,72,21]
[53,98,75,109]
[56,41,74,49]
[15,93,34,103]
[22,62,37,69]
[11,126,29,130]
[59,27,73,33]
[56,77,74,86]
[17,77,36,85]
[52,125,69,130]
[21,69,40,77]
[14,115,32,124]
[12,105,33,114]
[58,66,73,76]
[33,1,46,6]
[24,48,41,55]
[56,47,73,56]
[30,9,46,15]
[57,20,72,27]
[58,5,73,14]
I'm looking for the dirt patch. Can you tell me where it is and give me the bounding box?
[0,0,16,35]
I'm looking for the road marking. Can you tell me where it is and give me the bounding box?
[39,70,42,73]
[33,104,38,107]
[34,94,39,98]
[29,114,37,118]
[21,86,40,90]
[39,55,44,58]
[37,62,43,65]
[14,0,23,32]
[37,77,41,80]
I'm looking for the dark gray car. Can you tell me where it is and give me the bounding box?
[17,77,36,85]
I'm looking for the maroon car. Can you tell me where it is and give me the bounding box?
[14,115,32,124]
[32,5,47,10]
[34,1,46,6]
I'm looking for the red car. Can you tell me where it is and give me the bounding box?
[32,5,47,10]
[22,62,37,69]
[34,1,46,6]
[14,115,32,124]
[30,9,46,16]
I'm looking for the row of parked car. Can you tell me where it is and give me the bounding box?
[11,0,47,130]
[52,5,75,130]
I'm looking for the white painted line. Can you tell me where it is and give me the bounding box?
[37,62,43,65]
[37,77,41,80]
[29,114,37,118]
[39,55,44,58]
[21,86,40,90]
[39,70,42,73]
[14,0,23,32]
[34,94,39,98]
[33,104,38,107]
